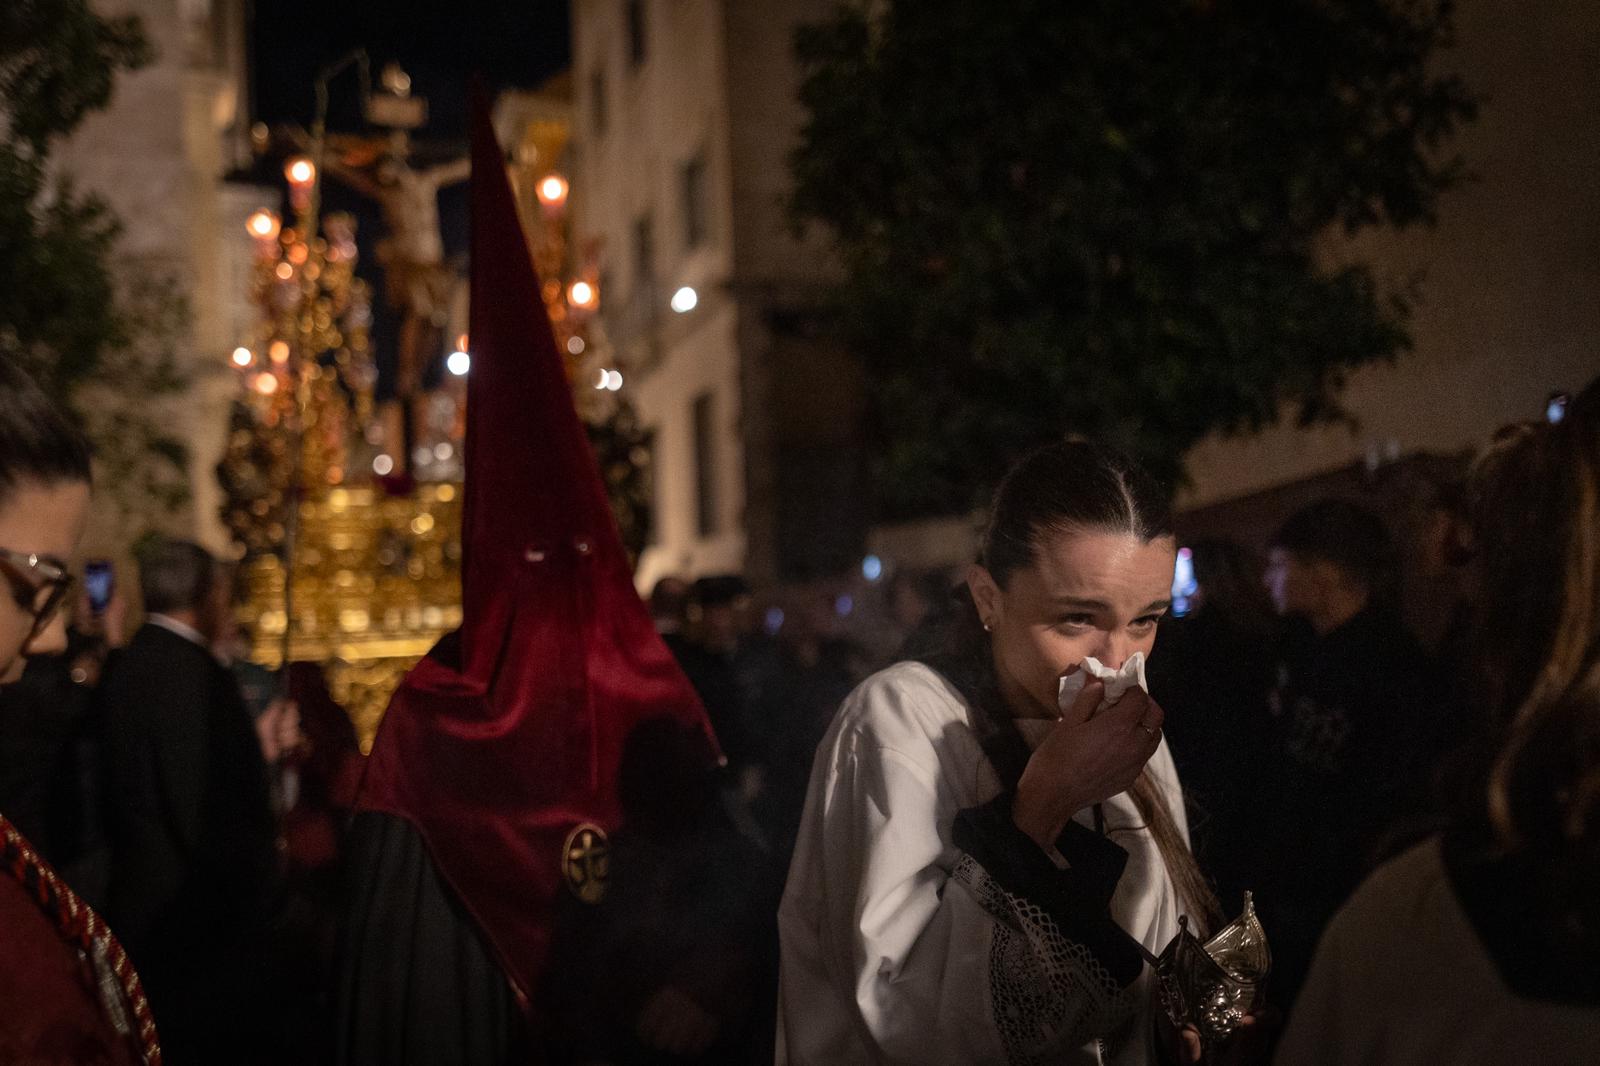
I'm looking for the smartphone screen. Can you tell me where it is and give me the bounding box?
[85,560,114,615]
[1171,547,1198,618]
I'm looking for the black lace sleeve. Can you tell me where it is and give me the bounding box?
[951,793,1149,1062]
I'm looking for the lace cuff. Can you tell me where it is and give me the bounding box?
[951,794,1148,1061]
[952,854,1143,1062]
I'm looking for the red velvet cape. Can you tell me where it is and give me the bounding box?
[356,87,718,1014]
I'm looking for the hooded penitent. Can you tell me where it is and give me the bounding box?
[355,86,719,1015]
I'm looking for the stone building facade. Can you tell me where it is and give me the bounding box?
[55,0,265,553]
[569,0,866,590]
[572,0,1598,588]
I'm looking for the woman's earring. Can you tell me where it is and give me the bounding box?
[982,620,992,632]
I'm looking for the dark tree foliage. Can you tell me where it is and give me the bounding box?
[587,396,655,564]
[0,1,192,525]
[791,0,1476,516]
[0,0,149,388]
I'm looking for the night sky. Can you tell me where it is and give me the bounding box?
[252,0,571,135]
[249,0,571,397]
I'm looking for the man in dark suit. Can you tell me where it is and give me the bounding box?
[100,538,278,1064]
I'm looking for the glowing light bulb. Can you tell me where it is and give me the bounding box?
[284,156,316,186]
[246,208,281,241]
[372,454,394,476]
[231,347,253,368]
[447,350,471,376]
[567,336,586,355]
[269,340,290,364]
[568,281,596,308]
[252,372,278,395]
[537,175,569,206]
[670,286,698,313]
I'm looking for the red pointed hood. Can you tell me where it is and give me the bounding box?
[357,85,718,1012]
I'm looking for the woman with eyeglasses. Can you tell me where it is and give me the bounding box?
[0,359,161,1064]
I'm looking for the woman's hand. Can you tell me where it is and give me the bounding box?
[74,586,128,648]
[1012,679,1164,849]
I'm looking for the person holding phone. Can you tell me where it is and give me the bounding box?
[0,359,160,1064]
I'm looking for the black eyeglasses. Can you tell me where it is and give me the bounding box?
[0,548,75,638]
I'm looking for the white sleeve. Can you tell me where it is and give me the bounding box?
[787,733,1141,1065]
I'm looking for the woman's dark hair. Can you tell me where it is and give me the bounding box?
[931,440,1222,932]
[982,441,1173,584]
[1471,380,1600,839]
[0,359,93,505]
[1460,376,1600,976]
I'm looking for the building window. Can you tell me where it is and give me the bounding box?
[692,393,718,537]
[680,152,708,250]
[632,212,655,287]
[626,0,647,67]
[590,68,608,136]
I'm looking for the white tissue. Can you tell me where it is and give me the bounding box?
[1056,652,1148,716]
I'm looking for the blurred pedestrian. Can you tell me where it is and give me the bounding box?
[866,567,955,667]
[0,359,159,1064]
[1417,475,1482,749]
[676,575,766,795]
[267,661,361,1061]
[1277,377,1600,1063]
[99,537,280,1064]
[1146,538,1278,910]
[754,583,864,865]
[0,582,129,907]
[1251,498,1430,1016]
[547,718,770,1065]
[649,575,692,658]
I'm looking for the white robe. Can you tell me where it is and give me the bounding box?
[777,661,1189,1065]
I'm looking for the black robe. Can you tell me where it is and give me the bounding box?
[333,810,525,1065]
[99,622,278,1064]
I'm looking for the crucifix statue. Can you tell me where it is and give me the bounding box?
[321,130,470,470]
